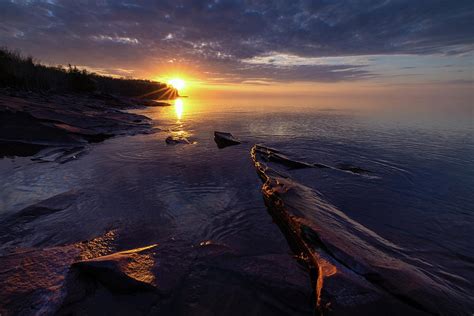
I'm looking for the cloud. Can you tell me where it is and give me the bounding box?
[163,33,174,40]
[242,53,371,67]
[0,0,472,83]
[91,35,139,45]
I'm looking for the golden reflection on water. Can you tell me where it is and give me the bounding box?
[170,98,194,142]
[174,98,184,121]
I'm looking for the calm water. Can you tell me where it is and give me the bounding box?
[0,97,473,313]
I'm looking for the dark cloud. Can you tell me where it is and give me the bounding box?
[0,0,473,82]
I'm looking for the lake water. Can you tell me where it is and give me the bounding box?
[0,97,473,314]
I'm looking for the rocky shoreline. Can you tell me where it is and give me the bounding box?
[2,93,470,315]
[0,210,312,315]
[250,144,472,315]
[0,89,169,160]
[0,93,312,315]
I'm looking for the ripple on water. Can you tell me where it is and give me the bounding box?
[1,100,472,315]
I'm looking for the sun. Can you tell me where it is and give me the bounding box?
[168,78,185,90]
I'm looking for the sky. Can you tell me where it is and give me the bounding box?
[0,0,473,99]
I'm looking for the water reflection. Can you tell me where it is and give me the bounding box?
[175,98,184,121]
[168,98,195,142]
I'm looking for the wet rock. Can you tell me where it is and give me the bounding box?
[165,135,191,145]
[154,248,313,316]
[0,190,80,253]
[0,109,86,147]
[0,230,118,316]
[62,238,313,316]
[253,145,374,176]
[250,145,470,315]
[71,244,158,293]
[0,230,314,316]
[31,146,88,163]
[214,131,241,148]
[145,240,312,316]
[0,90,152,159]
[0,245,81,316]
[253,144,314,169]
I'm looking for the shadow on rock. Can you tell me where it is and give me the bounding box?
[58,244,162,315]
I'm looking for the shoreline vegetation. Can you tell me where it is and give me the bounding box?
[0,47,178,99]
[0,47,178,159]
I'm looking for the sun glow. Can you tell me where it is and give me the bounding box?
[168,78,185,90]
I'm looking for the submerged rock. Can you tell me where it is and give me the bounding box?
[165,135,192,145]
[253,144,373,176]
[253,145,314,169]
[336,163,371,174]
[251,145,472,315]
[214,131,241,148]
[31,146,88,164]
